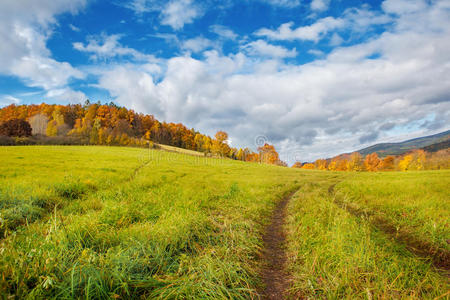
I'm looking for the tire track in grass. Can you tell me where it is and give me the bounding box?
[259,189,299,299]
[328,184,450,276]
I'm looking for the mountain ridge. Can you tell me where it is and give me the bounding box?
[356,130,450,157]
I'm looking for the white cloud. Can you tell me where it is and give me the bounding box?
[0,0,86,95]
[161,0,202,30]
[343,6,392,32]
[0,95,20,106]
[182,37,214,53]
[73,34,156,61]
[255,17,345,42]
[261,0,301,8]
[69,24,80,32]
[210,25,238,40]
[243,40,297,58]
[329,33,343,46]
[382,0,428,15]
[123,0,202,30]
[310,0,330,12]
[124,0,161,14]
[11,56,83,90]
[45,88,87,103]
[308,49,325,56]
[255,6,392,43]
[98,65,161,116]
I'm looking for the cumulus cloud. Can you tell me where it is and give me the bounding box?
[261,0,301,8]
[73,34,156,61]
[45,88,87,103]
[161,0,202,30]
[97,0,450,164]
[182,37,215,53]
[123,0,161,14]
[255,17,345,42]
[310,0,330,12]
[0,95,20,106]
[255,6,392,43]
[123,0,202,30]
[242,40,297,58]
[210,25,238,40]
[0,0,86,95]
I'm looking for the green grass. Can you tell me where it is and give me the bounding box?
[335,171,450,251]
[0,146,448,299]
[0,146,300,298]
[286,171,449,299]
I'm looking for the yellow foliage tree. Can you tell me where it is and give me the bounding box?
[348,152,363,171]
[398,154,413,171]
[301,163,315,170]
[46,120,58,136]
[314,159,327,170]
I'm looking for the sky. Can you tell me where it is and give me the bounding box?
[0,0,449,163]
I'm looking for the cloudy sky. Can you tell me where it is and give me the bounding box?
[0,0,449,163]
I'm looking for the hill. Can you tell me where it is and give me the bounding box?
[357,130,450,157]
[422,139,450,153]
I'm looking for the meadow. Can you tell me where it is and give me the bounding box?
[0,146,448,299]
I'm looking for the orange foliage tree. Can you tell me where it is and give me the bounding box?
[364,153,381,171]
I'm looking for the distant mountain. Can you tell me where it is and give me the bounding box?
[357,130,450,157]
[421,139,450,153]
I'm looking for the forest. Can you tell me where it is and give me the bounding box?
[0,102,285,166]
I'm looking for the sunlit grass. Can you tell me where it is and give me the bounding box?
[0,146,300,298]
[0,146,448,298]
[286,172,449,299]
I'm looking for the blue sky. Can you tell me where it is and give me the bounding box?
[0,0,449,163]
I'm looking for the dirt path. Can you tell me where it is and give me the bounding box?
[259,190,298,299]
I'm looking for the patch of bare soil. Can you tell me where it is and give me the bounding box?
[328,184,450,276]
[259,190,298,299]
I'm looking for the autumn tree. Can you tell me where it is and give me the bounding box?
[380,155,395,171]
[212,131,230,157]
[410,150,426,170]
[364,153,381,171]
[0,119,32,137]
[29,114,48,135]
[328,160,337,171]
[236,148,245,161]
[258,143,280,165]
[336,159,349,171]
[245,152,260,162]
[314,159,327,170]
[292,162,303,168]
[348,152,363,171]
[301,163,315,170]
[398,154,413,171]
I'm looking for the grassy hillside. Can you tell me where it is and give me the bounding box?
[0,146,448,298]
[357,130,450,156]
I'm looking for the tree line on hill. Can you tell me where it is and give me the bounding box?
[0,102,286,166]
[293,148,449,171]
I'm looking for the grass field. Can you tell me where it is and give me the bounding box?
[0,146,448,299]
